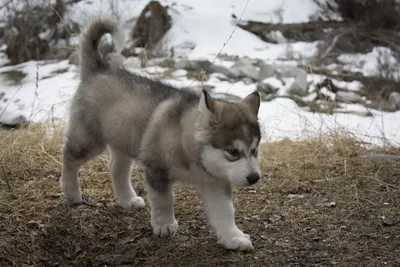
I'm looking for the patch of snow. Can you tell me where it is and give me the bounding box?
[0,0,399,148]
[265,31,287,44]
[172,69,188,77]
[262,77,284,89]
[338,47,400,81]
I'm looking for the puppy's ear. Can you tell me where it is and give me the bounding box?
[199,90,215,115]
[241,91,260,116]
[198,90,218,128]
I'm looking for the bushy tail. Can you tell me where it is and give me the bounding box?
[79,17,125,80]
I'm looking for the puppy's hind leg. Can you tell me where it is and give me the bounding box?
[108,146,145,209]
[61,130,105,205]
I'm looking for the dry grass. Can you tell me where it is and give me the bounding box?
[0,125,399,266]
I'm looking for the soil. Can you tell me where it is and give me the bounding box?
[1,131,399,267]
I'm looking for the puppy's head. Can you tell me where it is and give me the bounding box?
[195,90,261,187]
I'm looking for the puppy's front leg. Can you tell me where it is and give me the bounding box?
[200,182,253,251]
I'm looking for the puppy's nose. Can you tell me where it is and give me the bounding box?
[246,173,260,185]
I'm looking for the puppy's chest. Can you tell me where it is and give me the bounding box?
[168,164,210,186]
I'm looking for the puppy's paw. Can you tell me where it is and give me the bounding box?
[64,194,83,205]
[218,231,253,251]
[118,196,146,210]
[152,220,179,237]
[61,186,82,205]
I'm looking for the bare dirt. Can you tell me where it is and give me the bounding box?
[0,127,399,266]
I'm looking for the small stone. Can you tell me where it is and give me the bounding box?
[329,201,336,207]
[275,240,291,248]
[388,92,400,110]
[287,69,308,96]
[288,194,305,199]
[242,77,254,85]
[257,81,279,95]
[381,216,398,226]
[336,91,362,103]
[268,214,282,223]
[230,58,259,80]
[259,64,276,81]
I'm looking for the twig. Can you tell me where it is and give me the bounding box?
[319,28,352,60]
[44,0,75,38]
[40,141,62,165]
[361,175,400,191]
[1,162,11,192]
[339,207,364,223]
[29,48,40,124]
[186,0,250,88]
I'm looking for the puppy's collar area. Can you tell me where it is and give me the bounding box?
[195,144,221,181]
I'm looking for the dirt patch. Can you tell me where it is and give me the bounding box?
[0,127,399,266]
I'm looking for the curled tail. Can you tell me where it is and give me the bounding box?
[79,17,125,80]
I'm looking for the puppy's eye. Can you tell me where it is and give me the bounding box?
[226,148,240,157]
[225,148,240,161]
[251,148,258,157]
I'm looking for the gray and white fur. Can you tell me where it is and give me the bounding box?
[61,17,262,251]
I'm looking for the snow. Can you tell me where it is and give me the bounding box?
[0,0,399,147]
[338,47,400,81]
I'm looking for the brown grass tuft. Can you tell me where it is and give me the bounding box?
[0,125,399,266]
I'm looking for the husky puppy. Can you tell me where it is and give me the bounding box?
[61,17,262,251]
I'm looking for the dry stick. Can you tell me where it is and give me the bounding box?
[29,48,40,124]
[39,142,62,166]
[316,27,353,62]
[186,0,250,89]
[362,175,400,191]
[1,163,11,192]
[44,0,75,38]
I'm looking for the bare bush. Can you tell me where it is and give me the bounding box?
[335,0,400,30]
[1,0,78,65]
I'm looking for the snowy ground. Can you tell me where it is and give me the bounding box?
[0,0,399,147]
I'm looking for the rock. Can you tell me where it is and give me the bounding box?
[257,82,278,95]
[0,114,28,129]
[259,64,308,96]
[381,216,399,226]
[230,58,259,80]
[175,60,199,70]
[174,60,211,71]
[68,51,79,66]
[211,93,241,102]
[209,64,237,79]
[268,214,282,223]
[388,92,400,110]
[287,69,308,96]
[257,77,282,95]
[131,1,172,50]
[242,77,253,85]
[259,64,276,81]
[380,85,392,100]
[336,91,362,103]
[276,65,305,79]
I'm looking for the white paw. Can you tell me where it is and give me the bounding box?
[152,219,179,237]
[61,184,82,204]
[218,231,253,251]
[118,196,146,209]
